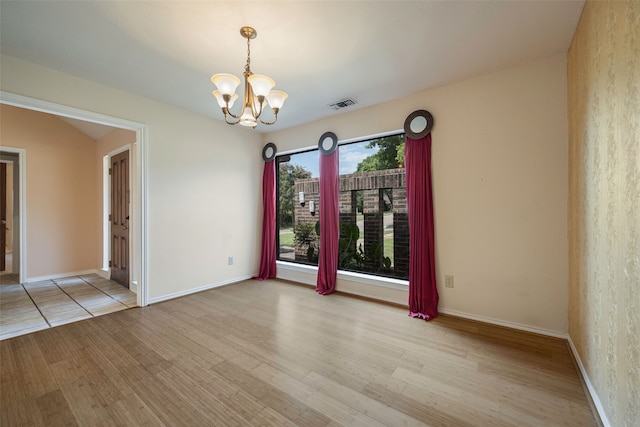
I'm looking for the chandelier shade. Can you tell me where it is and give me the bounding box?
[211,27,288,128]
[211,73,241,96]
[247,74,275,97]
[266,90,288,109]
[212,90,238,109]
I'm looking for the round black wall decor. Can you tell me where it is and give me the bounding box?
[262,142,277,162]
[318,131,338,155]
[404,110,434,140]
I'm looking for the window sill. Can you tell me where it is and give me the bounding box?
[276,260,409,291]
[337,269,408,291]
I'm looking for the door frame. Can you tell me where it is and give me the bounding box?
[0,148,26,283]
[0,91,149,307]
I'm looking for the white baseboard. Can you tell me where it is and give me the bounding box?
[26,269,102,283]
[148,275,253,305]
[437,308,567,339]
[567,336,610,427]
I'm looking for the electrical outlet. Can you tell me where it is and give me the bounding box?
[445,275,454,288]
[228,256,234,266]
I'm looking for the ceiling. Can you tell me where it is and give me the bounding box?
[0,1,585,134]
[57,116,117,140]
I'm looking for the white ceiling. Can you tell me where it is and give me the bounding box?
[0,1,585,134]
[57,116,117,140]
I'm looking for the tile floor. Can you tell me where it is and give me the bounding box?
[0,273,137,340]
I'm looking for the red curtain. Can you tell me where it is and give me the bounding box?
[405,133,439,319]
[316,149,339,294]
[255,159,276,280]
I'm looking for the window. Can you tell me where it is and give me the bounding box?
[277,149,320,265]
[277,133,408,280]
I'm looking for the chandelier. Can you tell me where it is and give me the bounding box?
[211,26,288,127]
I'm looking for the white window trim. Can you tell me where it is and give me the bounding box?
[276,260,409,291]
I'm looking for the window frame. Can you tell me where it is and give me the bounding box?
[275,129,408,282]
[275,147,320,266]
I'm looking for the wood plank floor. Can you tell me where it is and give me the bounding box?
[0,279,597,426]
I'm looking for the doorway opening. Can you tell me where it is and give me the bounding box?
[0,149,24,284]
[0,91,148,307]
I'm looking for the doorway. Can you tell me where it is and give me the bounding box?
[0,91,147,307]
[0,149,24,284]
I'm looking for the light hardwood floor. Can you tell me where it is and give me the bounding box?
[0,279,597,426]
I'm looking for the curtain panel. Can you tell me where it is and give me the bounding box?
[405,133,439,319]
[316,134,339,295]
[256,158,276,280]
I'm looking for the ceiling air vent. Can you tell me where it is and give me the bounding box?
[329,98,357,110]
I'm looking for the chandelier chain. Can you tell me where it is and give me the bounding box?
[245,36,251,73]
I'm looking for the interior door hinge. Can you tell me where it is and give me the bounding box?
[109,214,112,221]
[109,168,112,175]
[108,260,113,267]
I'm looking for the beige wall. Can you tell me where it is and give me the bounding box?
[568,1,640,425]
[0,104,98,278]
[1,55,263,300]
[267,53,569,335]
[1,50,571,334]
